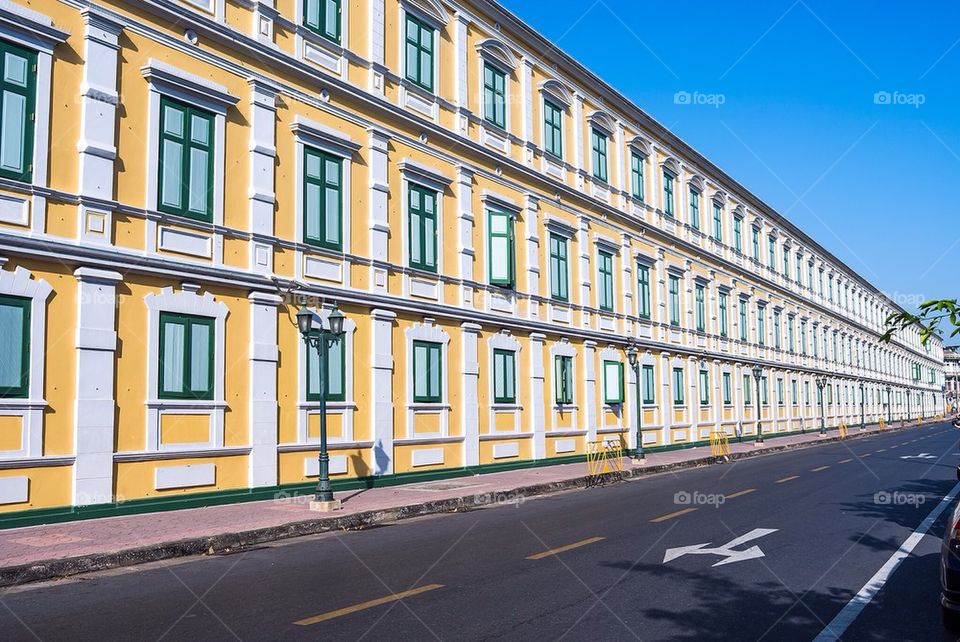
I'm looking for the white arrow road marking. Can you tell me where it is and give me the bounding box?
[900,453,936,459]
[662,528,778,567]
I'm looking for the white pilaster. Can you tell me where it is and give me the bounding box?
[371,308,397,475]
[249,292,281,487]
[368,127,391,293]
[530,333,546,459]
[454,12,470,133]
[248,78,279,274]
[462,323,481,467]
[523,194,540,314]
[660,352,672,443]
[584,341,597,443]
[520,57,534,164]
[369,0,386,94]
[573,92,584,176]
[456,165,475,291]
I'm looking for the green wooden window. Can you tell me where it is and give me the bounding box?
[761,376,768,405]
[713,203,722,242]
[0,40,35,183]
[158,97,214,221]
[0,294,29,398]
[404,14,434,91]
[672,367,684,406]
[699,369,709,405]
[719,292,728,337]
[637,263,651,319]
[777,378,784,405]
[603,361,624,404]
[303,0,341,43]
[782,250,789,277]
[768,236,776,268]
[408,184,437,272]
[543,100,563,159]
[788,317,795,352]
[493,348,516,404]
[591,128,608,182]
[306,332,345,402]
[808,264,814,290]
[804,381,810,405]
[757,305,765,346]
[303,146,342,250]
[733,217,742,252]
[695,284,705,332]
[689,188,700,229]
[483,63,506,128]
[555,355,573,404]
[630,152,644,200]
[773,309,781,349]
[668,275,680,326]
[158,313,214,400]
[752,227,760,260]
[743,374,752,405]
[597,249,614,311]
[812,325,818,357]
[722,372,732,405]
[488,210,515,287]
[642,364,655,404]
[412,340,442,402]
[791,379,798,405]
[795,255,802,283]
[663,172,674,216]
[739,300,748,341]
[828,276,834,302]
[549,233,569,301]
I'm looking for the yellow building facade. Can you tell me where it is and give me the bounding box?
[0,0,945,522]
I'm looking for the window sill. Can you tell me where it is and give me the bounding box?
[408,403,450,411]
[147,399,227,409]
[0,398,47,410]
[492,403,521,411]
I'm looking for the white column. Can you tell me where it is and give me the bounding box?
[713,359,722,434]
[689,355,698,439]
[371,308,397,475]
[520,57,534,164]
[454,12,470,134]
[614,120,625,203]
[73,267,122,506]
[368,127,390,293]
[573,92,585,179]
[456,166,475,287]
[584,341,597,443]
[249,292,281,487]
[523,194,540,316]
[248,79,279,274]
[655,249,667,341]
[626,357,638,451]
[462,323,481,467]
[530,333,547,459]
[660,351,672,443]
[77,9,122,245]
[578,217,591,318]
[621,234,633,333]
[369,0,386,95]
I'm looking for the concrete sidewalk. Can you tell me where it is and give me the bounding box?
[0,420,937,587]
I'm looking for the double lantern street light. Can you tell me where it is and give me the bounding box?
[815,373,827,436]
[752,365,763,444]
[626,345,644,461]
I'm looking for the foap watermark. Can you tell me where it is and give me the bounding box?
[882,291,928,307]
[475,490,527,508]
[874,490,926,507]
[873,91,926,108]
[674,490,726,508]
[674,91,726,108]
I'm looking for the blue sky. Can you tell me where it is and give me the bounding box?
[500,0,960,312]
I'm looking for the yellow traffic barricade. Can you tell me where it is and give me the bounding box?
[837,422,848,439]
[878,417,886,430]
[710,430,731,457]
[587,439,624,481]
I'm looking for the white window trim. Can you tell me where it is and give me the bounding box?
[488,331,522,434]
[399,158,451,299]
[0,261,53,459]
[296,305,358,445]
[549,340,578,431]
[397,0,447,120]
[598,346,625,432]
[405,319,451,439]
[476,37,515,135]
[295,0,349,79]
[180,0,225,21]
[144,285,229,452]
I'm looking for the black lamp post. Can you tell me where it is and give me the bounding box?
[815,373,827,436]
[885,384,892,425]
[753,364,763,444]
[907,388,912,424]
[627,345,644,461]
[297,303,345,510]
[859,380,865,431]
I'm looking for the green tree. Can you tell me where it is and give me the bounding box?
[882,299,958,345]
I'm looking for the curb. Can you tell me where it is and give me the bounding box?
[0,422,941,588]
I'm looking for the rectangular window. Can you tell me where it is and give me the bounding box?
[412,340,442,402]
[768,236,776,268]
[672,367,684,405]
[603,361,624,404]
[630,152,644,200]
[787,317,794,352]
[757,305,765,346]
[777,378,784,405]
[637,263,651,319]
[0,294,29,398]
[719,292,728,337]
[773,310,781,349]
[722,372,732,405]
[303,0,341,43]
[303,146,342,250]
[699,369,709,405]
[782,250,789,277]
[795,255,802,283]
[743,374,752,405]
[488,210,514,287]
[493,348,516,404]
[555,355,573,404]
[306,332,345,402]
[800,321,807,355]
[591,129,608,182]
[408,184,437,272]
[713,203,722,241]
[597,249,614,311]
[404,14,434,91]
[642,364,655,404]
[804,381,810,405]
[733,217,742,252]
[739,300,747,341]
[483,63,506,129]
[695,284,705,332]
[808,264,814,290]
[668,275,680,326]
[159,313,214,400]
[543,100,563,159]
[549,233,569,301]
[663,172,674,216]
[752,228,760,260]
[0,40,36,183]
[791,379,798,405]
[689,188,700,230]
[761,376,768,405]
[158,97,214,221]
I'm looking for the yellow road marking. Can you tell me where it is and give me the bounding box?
[526,536,606,560]
[725,488,756,499]
[811,465,830,472]
[776,475,799,484]
[295,584,444,625]
[838,458,853,464]
[650,507,699,523]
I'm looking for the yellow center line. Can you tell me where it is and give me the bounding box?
[838,458,853,464]
[295,584,444,625]
[776,475,799,484]
[526,536,606,560]
[811,465,830,472]
[650,507,699,523]
[725,488,756,499]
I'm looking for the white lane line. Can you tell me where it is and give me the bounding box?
[813,480,960,641]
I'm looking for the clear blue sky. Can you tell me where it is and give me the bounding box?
[501,0,960,313]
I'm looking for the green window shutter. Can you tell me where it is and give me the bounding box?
[722,372,732,405]
[555,355,573,404]
[543,100,563,158]
[0,41,36,183]
[762,376,768,405]
[663,172,674,216]
[413,340,442,402]
[493,349,516,404]
[408,184,437,272]
[713,203,722,241]
[0,295,30,398]
[483,64,506,129]
[689,188,700,229]
[739,300,747,341]
[699,370,709,405]
[549,233,568,301]
[673,367,684,405]
[598,249,614,311]
[630,152,644,200]
[719,293,728,337]
[773,310,781,349]
[591,129,607,182]
[405,14,434,92]
[642,364,655,404]
[792,379,798,405]
[668,275,680,326]
[695,284,705,331]
[743,374,752,404]
[488,210,514,287]
[158,97,214,222]
[733,217,742,252]
[768,236,775,267]
[603,361,623,404]
[778,379,784,405]
[303,147,342,250]
[303,0,341,43]
[637,263,650,318]
[158,313,214,400]
[783,251,789,276]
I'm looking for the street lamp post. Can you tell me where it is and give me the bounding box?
[297,303,345,511]
[907,389,912,425]
[627,345,644,462]
[815,374,827,436]
[859,380,865,431]
[753,365,763,444]
[885,385,892,425]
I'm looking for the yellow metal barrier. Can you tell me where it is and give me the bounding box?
[878,417,886,430]
[838,422,848,439]
[587,439,624,480]
[709,430,731,457]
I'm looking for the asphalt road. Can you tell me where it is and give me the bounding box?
[3,423,959,641]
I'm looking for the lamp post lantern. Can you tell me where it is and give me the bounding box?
[627,345,644,461]
[815,374,827,436]
[297,303,345,511]
[752,365,763,444]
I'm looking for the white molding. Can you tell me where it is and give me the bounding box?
[154,462,216,490]
[405,319,451,438]
[0,475,28,504]
[487,331,522,435]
